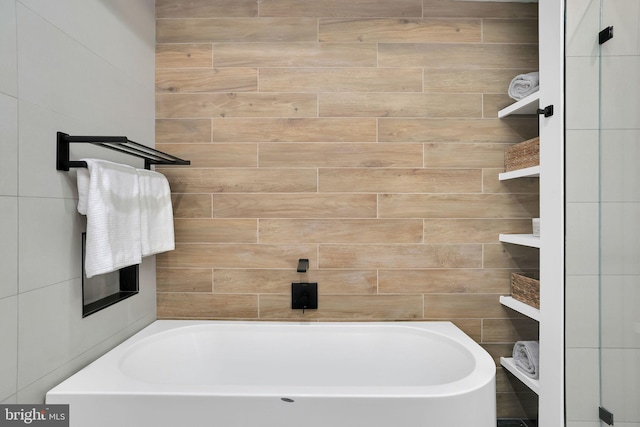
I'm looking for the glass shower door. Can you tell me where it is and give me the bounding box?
[598,1,640,425]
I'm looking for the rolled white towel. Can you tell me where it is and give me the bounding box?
[508,71,539,101]
[512,340,540,379]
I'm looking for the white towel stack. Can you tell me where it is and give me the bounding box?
[508,71,540,101]
[78,159,174,278]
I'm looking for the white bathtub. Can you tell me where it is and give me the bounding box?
[46,320,496,427]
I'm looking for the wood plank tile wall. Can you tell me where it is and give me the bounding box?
[155,0,539,418]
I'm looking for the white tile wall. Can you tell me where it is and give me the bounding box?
[0,296,18,402]
[565,129,599,203]
[601,349,640,423]
[0,93,18,196]
[0,197,18,299]
[1,0,156,404]
[565,275,599,348]
[18,198,83,293]
[565,56,599,130]
[0,0,17,97]
[564,202,599,276]
[565,348,600,422]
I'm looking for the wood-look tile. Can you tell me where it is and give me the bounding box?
[157,244,317,269]
[259,219,423,243]
[449,319,482,342]
[483,169,540,194]
[156,44,213,68]
[318,168,482,193]
[157,293,258,319]
[213,194,378,218]
[483,343,518,366]
[423,219,534,244]
[496,368,534,394]
[378,43,538,69]
[424,143,513,168]
[319,93,482,118]
[156,93,317,118]
[214,269,377,294]
[259,68,422,93]
[259,295,423,320]
[319,244,482,269]
[212,118,377,142]
[378,269,512,294]
[319,18,480,42]
[174,218,257,243]
[259,143,423,168]
[421,0,537,19]
[156,68,257,93]
[259,0,422,17]
[160,168,317,193]
[156,18,318,43]
[213,43,378,67]
[156,143,257,168]
[482,318,539,343]
[378,118,538,143]
[378,193,540,218]
[155,119,211,143]
[156,0,258,18]
[483,93,525,119]
[484,243,540,270]
[496,390,538,419]
[157,268,213,293]
[423,68,531,94]
[483,19,538,44]
[171,194,212,218]
[424,294,508,319]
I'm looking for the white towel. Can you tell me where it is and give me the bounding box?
[76,167,90,215]
[137,168,175,256]
[512,340,540,379]
[508,71,540,101]
[81,159,142,278]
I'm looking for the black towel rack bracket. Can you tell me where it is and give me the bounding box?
[56,131,190,171]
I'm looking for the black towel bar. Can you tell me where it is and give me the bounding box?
[56,131,191,171]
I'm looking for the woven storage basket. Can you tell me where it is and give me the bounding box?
[505,137,540,172]
[511,272,540,309]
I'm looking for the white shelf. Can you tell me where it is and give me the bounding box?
[498,92,540,118]
[500,296,540,321]
[499,166,540,181]
[500,357,540,394]
[499,234,540,248]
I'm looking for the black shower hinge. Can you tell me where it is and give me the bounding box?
[599,407,614,425]
[599,26,614,45]
[537,105,554,117]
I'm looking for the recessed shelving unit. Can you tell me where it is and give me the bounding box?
[500,296,540,321]
[498,92,540,118]
[499,165,540,181]
[500,357,540,394]
[499,233,540,248]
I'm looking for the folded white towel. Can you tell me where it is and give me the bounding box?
[508,71,540,101]
[137,168,175,257]
[512,340,540,379]
[81,159,142,278]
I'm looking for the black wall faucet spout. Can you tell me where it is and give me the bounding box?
[297,258,309,273]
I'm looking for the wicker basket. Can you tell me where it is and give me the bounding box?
[505,137,540,172]
[511,272,540,309]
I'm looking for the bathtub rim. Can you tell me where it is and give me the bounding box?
[47,320,496,399]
